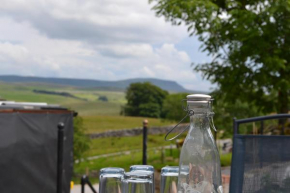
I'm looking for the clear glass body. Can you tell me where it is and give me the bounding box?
[130,165,155,191]
[161,166,179,193]
[99,167,125,193]
[122,171,154,193]
[177,115,223,193]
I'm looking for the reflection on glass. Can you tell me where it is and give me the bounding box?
[130,165,155,192]
[99,167,125,193]
[160,166,179,193]
[122,171,154,193]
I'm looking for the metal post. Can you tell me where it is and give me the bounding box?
[81,175,86,193]
[57,122,65,193]
[87,178,97,193]
[81,175,97,193]
[142,119,148,165]
[233,117,238,134]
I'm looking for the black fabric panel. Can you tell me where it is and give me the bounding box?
[0,112,73,193]
[230,135,290,193]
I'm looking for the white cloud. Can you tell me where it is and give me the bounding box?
[155,44,191,63]
[0,42,29,63]
[142,66,155,77]
[0,0,213,91]
[0,0,187,44]
[97,44,154,58]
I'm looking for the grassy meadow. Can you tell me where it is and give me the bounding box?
[0,82,123,116]
[85,134,175,157]
[83,116,173,133]
[0,82,173,133]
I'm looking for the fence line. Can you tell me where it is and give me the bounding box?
[88,124,188,139]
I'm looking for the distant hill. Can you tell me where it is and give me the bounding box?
[0,75,195,93]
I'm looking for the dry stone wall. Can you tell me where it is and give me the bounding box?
[89,124,188,139]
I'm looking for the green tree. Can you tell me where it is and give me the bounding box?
[211,90,262,137]
[162,93,189,121]
[98,96,108,102]
[150,0,290,114]
[139,102,161,118]
[123,82,168,117]
[73,116,90,162]
[161,91,262,137]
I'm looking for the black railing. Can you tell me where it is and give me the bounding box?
[81,175,97,193]
[57,122,65,193]
[233,114,290,134]
[230,114,290,193]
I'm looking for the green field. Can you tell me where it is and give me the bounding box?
[0,82,124,116]
[85,134,175,157]
[0,83,126,116]
[83,116,174,133]
[0,82,175,133]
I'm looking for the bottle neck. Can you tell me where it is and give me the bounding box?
[188,112,215,136]
[188,115,215,144]
[189,115,210,128]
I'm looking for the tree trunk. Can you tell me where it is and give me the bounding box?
[278,90,289,130]
[278,90,289,114]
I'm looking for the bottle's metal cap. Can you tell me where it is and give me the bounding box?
[186,94,212,108]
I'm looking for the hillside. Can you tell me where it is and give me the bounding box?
[0,82,173,132]
[0,75,188,92]
[0,82,124,116]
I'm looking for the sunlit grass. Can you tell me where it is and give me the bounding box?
[84,134,176,157]
[83,115,174,133]
[0,82,124,116]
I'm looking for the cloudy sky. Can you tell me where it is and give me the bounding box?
[0,0,213,91]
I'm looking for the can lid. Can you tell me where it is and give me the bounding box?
[187,94,211,101]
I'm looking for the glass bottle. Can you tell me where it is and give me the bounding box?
[177,94,223,193]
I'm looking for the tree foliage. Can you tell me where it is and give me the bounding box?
[211,90,262,137]
[123,82,168,118]
[98,96,108,102]
[73,116,90,162]
[150,0,290,114]
[161,92,263,137]
[162,93,189,121]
